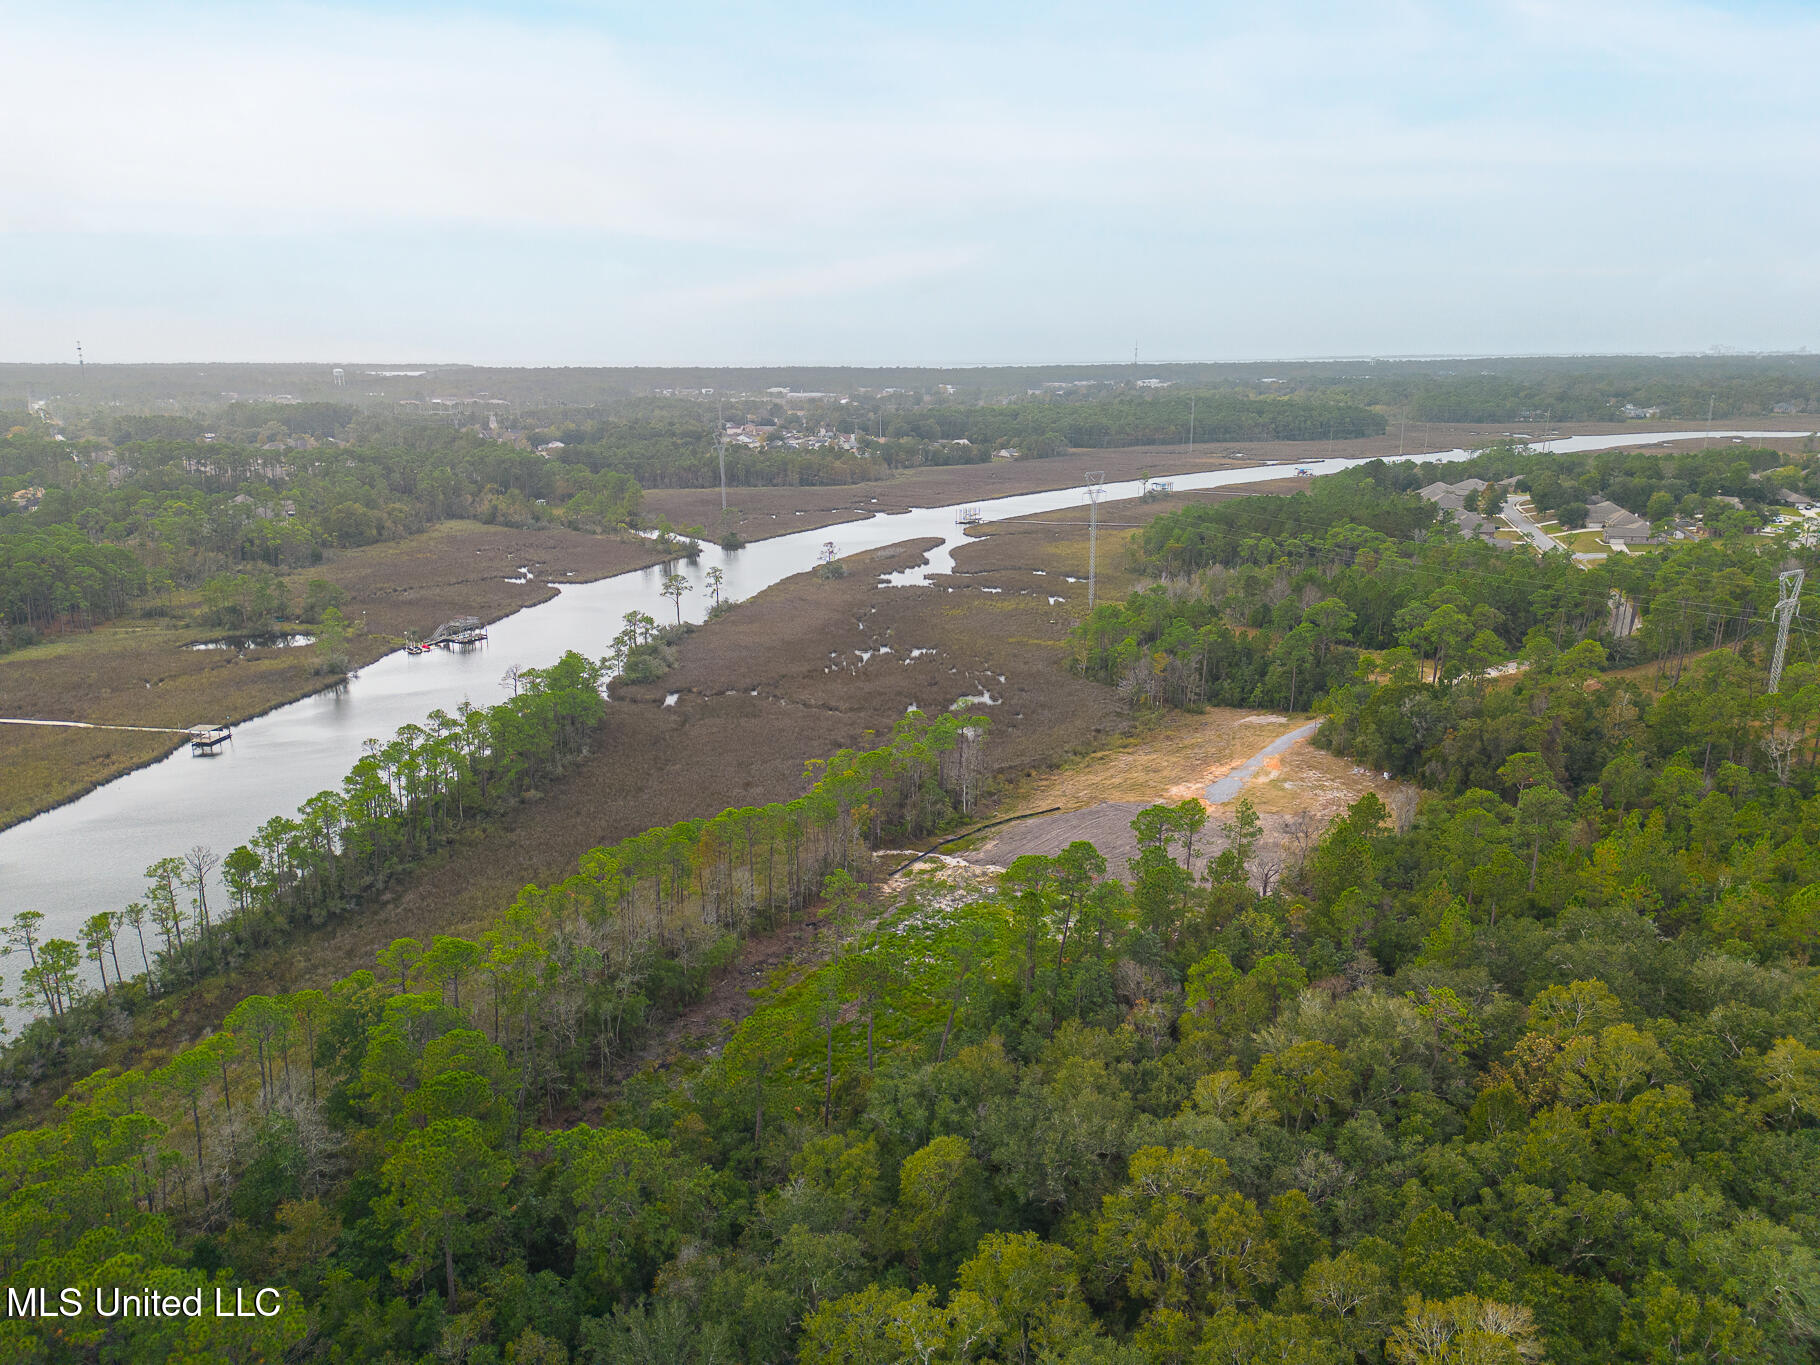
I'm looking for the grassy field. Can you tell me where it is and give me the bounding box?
[0,522,668,831]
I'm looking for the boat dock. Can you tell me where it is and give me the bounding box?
[424,616,488,647]
[189,724,233,754]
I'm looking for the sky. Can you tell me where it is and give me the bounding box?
[1,0,1817,365]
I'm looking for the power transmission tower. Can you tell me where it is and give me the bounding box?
[1769,567,1805,693]
[1085,472,1105,610]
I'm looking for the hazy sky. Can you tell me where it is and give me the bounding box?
[2,0,1816,365]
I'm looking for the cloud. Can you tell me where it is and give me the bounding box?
[2,0,1818,361]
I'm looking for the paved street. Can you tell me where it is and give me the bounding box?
[1501,499,1562,553]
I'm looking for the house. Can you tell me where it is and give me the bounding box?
[1621,403,1662,419]
[1583,497,1656,545]
[1417,477,1488,513]
[1603,512,1655,545]
[1450,508,1501,542]
[1584,499,1626,526]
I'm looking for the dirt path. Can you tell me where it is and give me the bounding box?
[961,711,1412,887]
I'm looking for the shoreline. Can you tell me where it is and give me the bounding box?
[0,525,677,835]
[6,418,1810,831]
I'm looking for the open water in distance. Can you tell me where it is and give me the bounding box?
[0,431,1806,1006]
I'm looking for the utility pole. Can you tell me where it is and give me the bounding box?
[1769,568,1804,693]
[1705,395,1715,447]
[1187,395,1195,460]
[1085,471,1105,610]
[716,399,728,511]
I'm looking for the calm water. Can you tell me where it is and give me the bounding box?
[0,430,1805,1007]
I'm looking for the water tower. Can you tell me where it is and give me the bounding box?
[332,367,346,388]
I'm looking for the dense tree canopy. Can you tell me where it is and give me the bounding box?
[5,437,1820,1364]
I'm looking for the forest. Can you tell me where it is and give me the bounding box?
[11,353,1817,423]
[1070,452,1812,715]
[0,418,642,651]
[516,392,1383,489]
[4,440,1820,1364]
[6,636,1820,1360]
[870,395,1384,455]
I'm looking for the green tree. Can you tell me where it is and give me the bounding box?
[951,1231,1093,1365]
[374,1116,512,1301]
[897,1134,982,1285]
[661,571,692,626]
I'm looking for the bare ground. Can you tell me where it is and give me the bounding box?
[960,709,1413,888]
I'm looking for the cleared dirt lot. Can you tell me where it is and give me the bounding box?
[961,708,1412,888]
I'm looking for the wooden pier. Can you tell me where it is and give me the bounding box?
[425,616,488,647]
[189,724,232,754]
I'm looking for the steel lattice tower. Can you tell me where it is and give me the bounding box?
[1085,472,1105,610]
[1769,568,1805,693]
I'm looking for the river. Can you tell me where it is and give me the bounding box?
[0,429,1806,1007]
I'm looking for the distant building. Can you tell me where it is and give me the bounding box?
[1620,403,1662,419]
[1416,478,1504,542]
[1584,498,1625,524]
[1417,477,1488,512]
[1585,497,1657,545]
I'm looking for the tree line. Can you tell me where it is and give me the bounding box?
[1071,459,1817,713]
[6,722,1819,1360]
[0,420,642,650]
